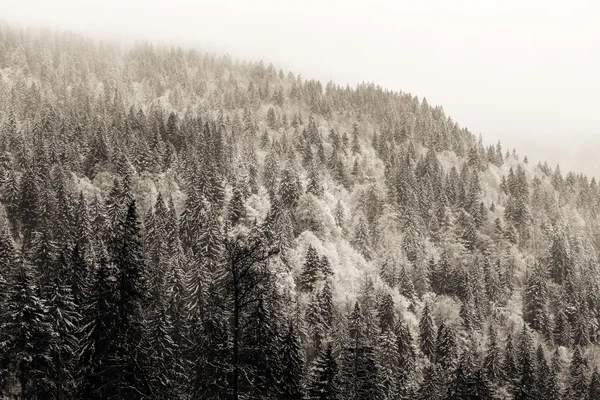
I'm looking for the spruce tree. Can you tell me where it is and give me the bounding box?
[307,163,323,197]
[376,329,399,399]
[417,364,443,400]
[279,163,301,210]
[568,347,588,400]
[589,368,600,400]
[339,302,384,400]
[112,200,149,398]
[377,292,396,333]
[319,280,334,330]
[189,311,230,399]
[145,299,178,400]
[419,302,436,361]
[300,244,321,292]
[0,257,54,399]
[435,322,459,372]
[554,304,572,347]
[524,261,550,336]
[78,249,121,399]
[46,272,79,399]
[240,297,282,399]
[536,344,552,400]
[228,183,246,225]
[307,292,326,357]
[319,254,334,277]
[446,354,475,400]
[352,214,372,261]
[395,318,416,397]
[484,323,503,383]
[503,333,519,387]
[515,326,537,400]
[280,324,304,399]
[307,343,340,400]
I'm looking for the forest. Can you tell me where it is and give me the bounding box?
[0,24,600,399]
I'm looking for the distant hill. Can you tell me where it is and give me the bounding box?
[0,24,598,399]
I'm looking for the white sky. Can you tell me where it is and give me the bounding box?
[2,0,600,176]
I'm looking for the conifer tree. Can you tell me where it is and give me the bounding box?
[395,318,416,397]
[111,200,150,398]
[280,324,304,399]
[263,149,280,198]
[0,257,54,399]
[376,328,399,399]
[503,333,519,387]
[548,230,571,285]
[484,323,503,383]
[536,344,552,400]
[568,347,588,400]
[515,326,537,400]
[377,292,396,333]
[46,271,80,400]
[306,343,340,400]
[435,322,459,372]
[179,188,202,245]
[589,368,600,400]
[79,248,121,399]
[352,214,372,261]
[351,123,361,154]
[524,261,550,336]
[145,299,178,399]
[300,244,321,292]
[307,293,326,357]
[228,183,246,225]
[446,353,475,400]
[338,302,384,399]
[19,167,40,246]
[320,254,334,277]
[189,311,230,399]
[307,163,323,197]
[334,200,346,229]
[279,163,301,210]
[240,297,282,399]
[197,206,224,273]
[419,302,436,361]
[417,364,443,400]
[379,256,400,288]
[398,265,417,303]
[319,280,334,330]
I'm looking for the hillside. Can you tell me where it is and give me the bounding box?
[0,25,599,399]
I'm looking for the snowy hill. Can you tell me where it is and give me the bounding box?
[0,25,598,399]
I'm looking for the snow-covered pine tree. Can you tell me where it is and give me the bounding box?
[419,302,436,361]
[0,257,54,399]
[306,343,340,400]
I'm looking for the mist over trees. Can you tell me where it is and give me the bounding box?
[0,25,599,399]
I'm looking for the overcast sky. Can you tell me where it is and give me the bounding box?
[2,0,600,176]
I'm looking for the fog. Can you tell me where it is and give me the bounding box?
[3,0,599,177]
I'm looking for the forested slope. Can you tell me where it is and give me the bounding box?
[0,25,599,399]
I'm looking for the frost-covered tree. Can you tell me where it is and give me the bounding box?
[352,213,372,261]
[0,257,54,399]
[307,343,340,400]
[419,303,436,361]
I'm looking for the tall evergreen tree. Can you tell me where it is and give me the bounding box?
[568,347,589,400]
[280,324,304,399]
[307,343,340,400]
[0,257,54,399]
[524,261,550,336]
[419,303,436,361]
[300,244,321,292]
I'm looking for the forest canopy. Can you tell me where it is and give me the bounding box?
[0,24,599,400]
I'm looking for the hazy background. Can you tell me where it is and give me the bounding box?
[2,0,599,177]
